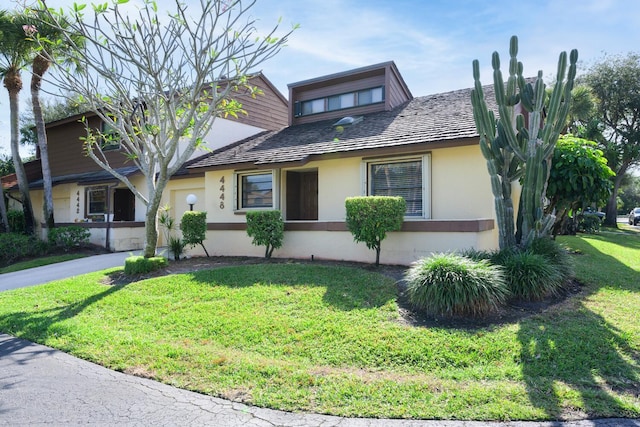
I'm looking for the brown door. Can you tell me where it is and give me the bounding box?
[113,188,135,221]
[286,170,318,220]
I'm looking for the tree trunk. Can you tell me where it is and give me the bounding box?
[603,165,628,227]
[143,197,160,258]
[4,70,36,236]
[0,189,9,232]
[31,54,55,230]
[142,175,168,258]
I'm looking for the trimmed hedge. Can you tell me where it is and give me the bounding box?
[180,211,209,256]
[345,196,406,266]
[245,210,284,259]
[124,255,168,275]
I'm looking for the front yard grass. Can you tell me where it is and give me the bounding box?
[0,231,638,421]
[0,254,87,274]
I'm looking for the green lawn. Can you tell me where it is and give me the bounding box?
[0,253,87,274]
[0,231,638,421]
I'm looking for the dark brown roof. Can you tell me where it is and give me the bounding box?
[188,83,493,170]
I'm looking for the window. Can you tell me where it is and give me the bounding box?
[296,86,384,117]
[100,121,121,151]
[235,170,278,210]
[328,93,355,111]
[86,186,107,215]
[365,155,429,218]
[301,99,325,115]
[358,87,383,105]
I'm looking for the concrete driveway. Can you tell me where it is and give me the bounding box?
[0,251,139,291]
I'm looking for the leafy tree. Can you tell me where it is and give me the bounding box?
[345,196,406,266]
[0,10,36,235]
[37,0,294,258]
[618,173,640,213]
[0,153,14,177]
[546,135,614,234]
[20,95,87,146]
[583,53,640,226]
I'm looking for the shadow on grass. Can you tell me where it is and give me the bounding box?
[518,306,639,419]
[186,262,398,311]
[0,284,125,343]
[518,236,640,419]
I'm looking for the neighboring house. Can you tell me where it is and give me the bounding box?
[3,62,502,265]
[1,73,288,250]
[175,61,500,265]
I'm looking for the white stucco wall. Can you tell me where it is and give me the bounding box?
[172,118,265,164]
[20,141,503,263]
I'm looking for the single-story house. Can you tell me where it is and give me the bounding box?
[3,61,504,265]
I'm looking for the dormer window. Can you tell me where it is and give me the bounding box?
[100,121,121,151]
[295,86,384,117]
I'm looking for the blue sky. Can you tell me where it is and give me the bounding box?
[2,0,639,158]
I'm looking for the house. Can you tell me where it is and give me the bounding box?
[2,73,288,251]
[171,61,500,265]
[4,62,501,265]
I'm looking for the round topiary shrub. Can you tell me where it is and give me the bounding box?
[404,253,509,317]
[500,251,564,300]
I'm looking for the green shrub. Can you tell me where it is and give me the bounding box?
[345,196,406,266]
[124,255,168,275]
[577,213,602,234]
[528,236,574,281]
[460,247,496,261]
[48,226,91,251]
[168,236,186,261]
[405,253,508,317]
[0,233,47,266]
[499,251,564,300]
[7,209,25,234]
[245,210,284,259]
[180,211,209,256]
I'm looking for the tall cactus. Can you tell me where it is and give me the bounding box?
[471,36,577,249]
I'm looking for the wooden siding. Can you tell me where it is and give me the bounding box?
[288,62,412,126]
[228,74,288,130]
[46,115,130,177]
[44,74,287,180]
[206,219,494,233]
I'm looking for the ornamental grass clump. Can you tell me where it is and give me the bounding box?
[499,251,564,300]
[528,236,574,281]
[405,253,509,317]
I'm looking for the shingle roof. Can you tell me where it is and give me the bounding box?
[188,83,496,170]
[25,166,140,189]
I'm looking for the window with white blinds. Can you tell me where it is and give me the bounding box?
[367,156,429,217]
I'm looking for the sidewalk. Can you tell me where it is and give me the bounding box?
[1,254,639,426]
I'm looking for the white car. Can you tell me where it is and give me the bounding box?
[629,207,640,226]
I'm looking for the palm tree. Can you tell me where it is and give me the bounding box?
[0,10,36,235]
[24,11,83,231]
